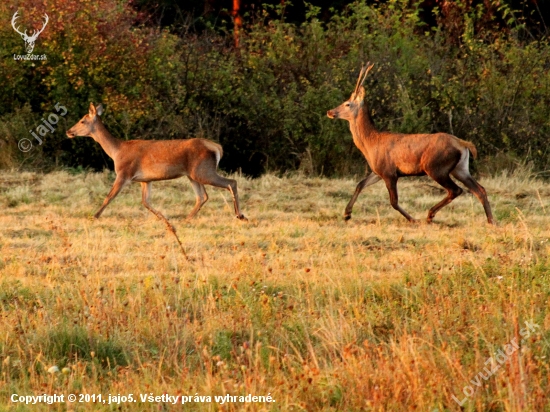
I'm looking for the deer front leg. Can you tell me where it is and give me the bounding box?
[384,177,416,222]
[344,173,381,220]
[94,175,129,219]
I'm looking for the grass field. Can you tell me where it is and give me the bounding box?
[0,169,549,411]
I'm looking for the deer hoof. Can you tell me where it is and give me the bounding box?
[237,214,248,222]
[344,215,351,221]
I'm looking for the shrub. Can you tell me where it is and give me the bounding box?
[0,0,548,176]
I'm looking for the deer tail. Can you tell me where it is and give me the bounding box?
[457,138,477,159]
[202,140,224,166]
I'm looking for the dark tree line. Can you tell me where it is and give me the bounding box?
[1,0,548,175]
[132,0,549,40]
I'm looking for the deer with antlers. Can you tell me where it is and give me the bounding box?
[67,103,247,227]
[11,11,49,54]
[327,64,494,224]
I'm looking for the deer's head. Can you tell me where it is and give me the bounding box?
[12,11,49,54]
[327,63,374,121]
[67,103,104,138]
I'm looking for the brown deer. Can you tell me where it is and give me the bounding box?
[67,103,247,224]
[327,64,494,224]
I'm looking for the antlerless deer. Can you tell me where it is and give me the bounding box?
[67,103,247,224]
[327,64,494,224]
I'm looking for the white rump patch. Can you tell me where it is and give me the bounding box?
[452,148,471,181]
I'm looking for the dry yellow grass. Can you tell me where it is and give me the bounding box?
[0,169,549,411]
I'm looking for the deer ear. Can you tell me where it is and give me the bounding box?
[354,86,366,102]
[89,102,96,117]
[96,104,104,116]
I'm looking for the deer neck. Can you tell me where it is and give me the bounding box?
[90,122,121,159]
[349,104,379,157]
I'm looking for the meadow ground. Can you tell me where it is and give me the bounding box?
[0,169,549,411]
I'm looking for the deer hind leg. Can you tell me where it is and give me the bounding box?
[426,174,463,223]
[451,153,495,224]
[186,177,208,220]
[384,177,416,222]
[140,182,175,231]
[344,173,382,220]
[94,175,129,219]
[192,160,247,221]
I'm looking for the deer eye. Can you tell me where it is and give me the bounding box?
[345,103,351,107]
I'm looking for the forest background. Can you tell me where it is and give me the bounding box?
[0,0,548,177]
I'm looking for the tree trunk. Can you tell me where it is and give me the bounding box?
[232,0,243,47]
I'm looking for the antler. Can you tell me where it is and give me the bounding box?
[11,11,28,38]
[29,14,49,41]
[355,62,375,93]
[353,64,367,95]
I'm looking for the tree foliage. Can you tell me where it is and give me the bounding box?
[0,0,548,176]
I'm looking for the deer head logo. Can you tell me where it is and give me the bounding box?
[11,11,49,54]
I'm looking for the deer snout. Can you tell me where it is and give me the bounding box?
[66,129,76,138]
[327,110,336,119]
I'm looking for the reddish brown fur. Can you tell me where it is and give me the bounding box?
[67,103,247,221]
[327,65,494,224]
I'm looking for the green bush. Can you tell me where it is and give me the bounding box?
[0,0,548,176]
